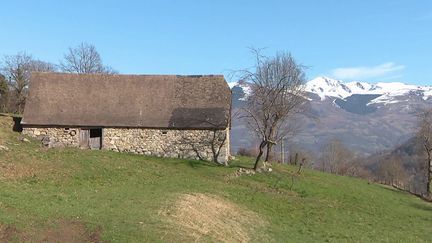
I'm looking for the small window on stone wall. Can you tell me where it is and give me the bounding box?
[162,130,168,135]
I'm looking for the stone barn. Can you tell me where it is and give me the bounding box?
[21,72,231,163]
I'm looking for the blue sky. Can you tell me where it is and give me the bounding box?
[1,0,431,85]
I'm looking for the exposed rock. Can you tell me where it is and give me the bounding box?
[0,145,9,151]
[257,162,273,173]
[231,168,256,178]
[18,136,30,143]
[41,136,51,147]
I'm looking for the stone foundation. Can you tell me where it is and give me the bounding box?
[22,127,230,163]
[22,127,80,147]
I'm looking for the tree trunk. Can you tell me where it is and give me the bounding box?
[427,151,431,197]
[254,141,266,170]
[264,143,273,162]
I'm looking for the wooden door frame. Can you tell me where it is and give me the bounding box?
[79,129,90,149]
[80,128,103,149]
[89,128,103,150]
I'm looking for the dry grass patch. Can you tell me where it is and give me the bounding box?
[161,193,268,243]
[0,224,20,242]
[0,115,13,145]
[0,159,76,183]
[33,220,104,243]
[0,220,104,243]
[0,161,42,181]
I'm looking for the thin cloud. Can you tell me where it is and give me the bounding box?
[330,62,405,80]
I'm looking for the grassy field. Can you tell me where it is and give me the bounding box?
[0,114,431,242]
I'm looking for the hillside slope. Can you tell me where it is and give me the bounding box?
[0,114,431,242]
[230,78,432,155]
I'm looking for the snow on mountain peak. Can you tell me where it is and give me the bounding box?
[228,81,239,89]
[229,76,432,105]
[305,77,351,100]
[346,81,375,93]
[305,76,432,103]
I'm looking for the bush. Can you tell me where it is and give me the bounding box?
[236,147,257,157]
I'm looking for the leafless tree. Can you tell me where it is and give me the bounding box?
[170,129,229,166]
[195,129,229,165]
[0,74,8,112]
[30,60,57,72]
[164,110,231,165]
[60,42,117,74]
[287,145,315,167]
[185,117,230,166]
[1,53,32,112]
[418,109,432,199]
[240,49,308,170]
[319,139,356,175]
[376,156,407,188]
[1,53,56,113]
[209,129,229,166]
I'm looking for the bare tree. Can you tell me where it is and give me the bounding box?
[286,146,315,168]
[187,129,229,166]
[376,156,407,188]
[209,129,229,166]
[240,49,308,170]
[319,139,356,175]
[0,74,8,112]
[177,115,230,166]
[418,109,432,199]
[30,60,57,72]
[1,53,32,112]
[1,53,56,113]
[60,42,117,74]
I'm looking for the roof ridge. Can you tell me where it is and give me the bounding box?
[31,72,224,77]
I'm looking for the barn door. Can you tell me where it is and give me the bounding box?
[79,129,90,148]
[89,128,102,150]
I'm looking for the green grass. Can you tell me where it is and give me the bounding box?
[0,114,431,242]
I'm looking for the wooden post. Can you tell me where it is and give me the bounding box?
[281,138,284,164]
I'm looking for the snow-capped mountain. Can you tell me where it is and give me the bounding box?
[305,77,352,99]
[229,77,432,156]
[228,80,251,97]
[230,76,432,104]
[305,76,432,104]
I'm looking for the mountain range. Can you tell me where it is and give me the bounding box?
[230,77,432,156]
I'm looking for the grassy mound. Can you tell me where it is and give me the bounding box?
[0,114,431,242]
[161,193,268,242]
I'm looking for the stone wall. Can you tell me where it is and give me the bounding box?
[22,127,230,163]
[23,127,80,147]
[103,128,230,163]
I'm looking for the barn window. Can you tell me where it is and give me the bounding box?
[90,128,102,138]
[161,130,168,135]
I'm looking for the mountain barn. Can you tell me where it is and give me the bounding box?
[21,72,231,163]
